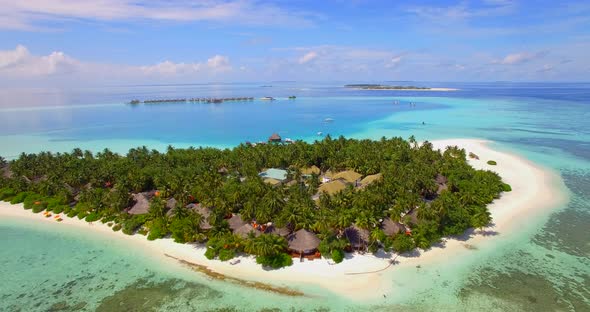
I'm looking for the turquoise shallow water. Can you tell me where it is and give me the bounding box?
[0,82,589,311]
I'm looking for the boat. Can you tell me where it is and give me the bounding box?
[317,131,323,136]
[324,118,334,122]
[285,138,294,143]
[261,97,275,101]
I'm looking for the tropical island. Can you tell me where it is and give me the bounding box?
[0,136,509,270]
[345,84,458,91]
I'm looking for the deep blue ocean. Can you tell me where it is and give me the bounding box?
[0,82,588,311]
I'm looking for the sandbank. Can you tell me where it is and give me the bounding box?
[0,139,566,300]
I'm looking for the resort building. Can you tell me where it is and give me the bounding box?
[343,225,370,250]
[359,173,382,187]
[317,180,347,196]
[331,170,362,186]
[381,218,406,236]
[301,165,320,177]
[235,224,260,238]
[287,229,321,255]
[228,214,247,231]
[128,192,151,215]
[268,133,282,143]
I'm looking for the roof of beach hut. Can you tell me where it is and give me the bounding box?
[166,198,177,210]
[287,229,320,252]
[268,133,282,142]
[405,209,419,225]
[128,192,151,215]
[235,224,260,238]
[332,170,362,183]
[382,218,406,236]
[301,165,320,175]
[343,225,370,248]
[228,214,247,231]
[187,203,213,230]
[360,173,382,186]
[317,180,347,195]
[263,178,282,186]
[1,163,12,178]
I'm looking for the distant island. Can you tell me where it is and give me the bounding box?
[0,136,508,269]
[345,84,458,91]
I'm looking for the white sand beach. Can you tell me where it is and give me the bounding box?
[0,139,567,300]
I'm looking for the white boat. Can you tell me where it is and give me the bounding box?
[317,131,323,136]
[324,118,334,122]
[261,97,275,101]
[285,138,294,143]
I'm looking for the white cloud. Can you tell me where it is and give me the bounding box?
[0,45,80,76]
[0,0,317,30]
[0,45,232,84]
[298,51,318,64]
[493,51,547,65]
[206,55,232,71]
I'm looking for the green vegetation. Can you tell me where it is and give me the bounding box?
[345,84,430,90]
[487,160,497,165]
[0,136,507,268]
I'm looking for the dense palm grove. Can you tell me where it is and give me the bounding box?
[0,136,509,268]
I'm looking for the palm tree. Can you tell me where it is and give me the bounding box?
[251,234,287,256]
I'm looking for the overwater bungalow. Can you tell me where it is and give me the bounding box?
[343,225,370,250]
[287,229,320,255]
[381,218,406,236]
[268,133,282,143]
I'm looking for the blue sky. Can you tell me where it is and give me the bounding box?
[0,0,588,85]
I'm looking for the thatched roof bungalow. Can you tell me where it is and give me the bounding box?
[382,218,406,236]
[343,225,370,250]
[268,133,282,143]
[287,229,320,254]
[235,224,260,238]
[404,209,419,225]
[317,180,347,196]
[301,165,320,176]
[332,170,362,184]
[128,192,151,215]
[228,214,247,231]
[360,173,382,186]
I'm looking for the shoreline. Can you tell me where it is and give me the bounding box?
[349,87,459,91]
[0,139,567,300]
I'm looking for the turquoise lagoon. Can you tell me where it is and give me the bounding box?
[0,82,588,311]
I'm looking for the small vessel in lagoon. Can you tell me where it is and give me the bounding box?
[261,97,275,101]
[285,138,294,143]
[324,118,334,122]
[317,131,323,136]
